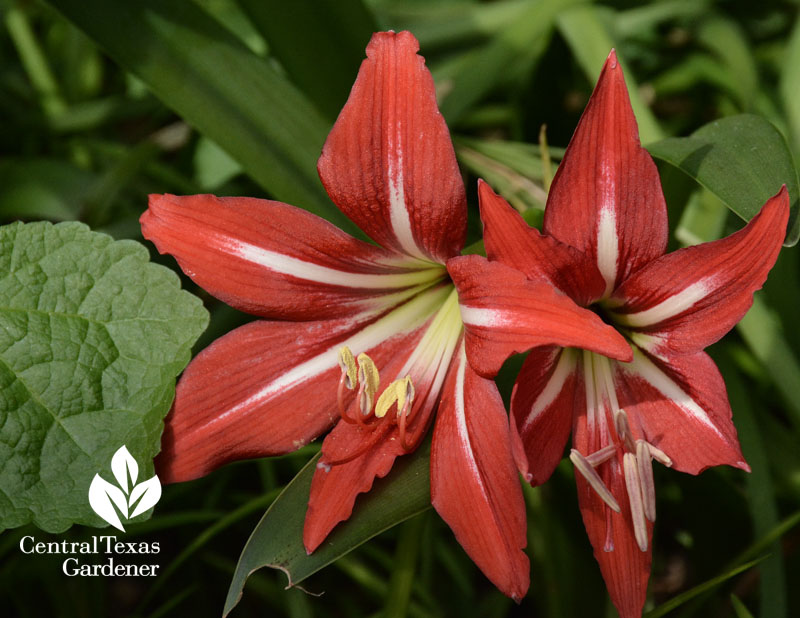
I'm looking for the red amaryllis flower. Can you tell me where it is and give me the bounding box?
[448,51,790,617]
[140,32,630,599]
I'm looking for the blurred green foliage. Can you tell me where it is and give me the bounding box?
[1,0,800,617]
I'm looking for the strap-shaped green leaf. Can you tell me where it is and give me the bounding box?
[647,114,800,246]
[45,0,356,233]
[223,439,432,617]
[0,222,208,532]
[238,0,377,120]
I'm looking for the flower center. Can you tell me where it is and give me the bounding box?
[589,301,617,328]
[570,352,672,553]
[337,346,417,451]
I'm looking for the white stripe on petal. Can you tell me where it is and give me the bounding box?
[453,343,484,483]
[458,306,512,329]
[387,138,427,261]
[596,208,619,298]
[222,237,442,289]
[522,349,577,430]
[615,279,714,328]
[198,284,453,433]
[596,161,620,297]
[621,348,724,438]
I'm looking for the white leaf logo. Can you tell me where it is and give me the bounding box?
[111,445,138,493]
[129,476,162,518]
[88,445,161,531]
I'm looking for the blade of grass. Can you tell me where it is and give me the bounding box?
[437,0,581,124]
[4,3,67,117]
[696,15,758,111]
[557,4,664,143]
[46,0,353,231]
[238,0,377,120]
[780,13,800,150]
[736,296,800,431]
[135,489,280,613]
[717,350,786,618]
[643,557,766,618]
[383,513,426,618]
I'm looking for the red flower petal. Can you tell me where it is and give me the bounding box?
[510,346,580,484]
[156,284,451,483]
[609,187,790,354]
[318,31,466,263]
[543,51,668,296]
[573,454,652,618]
[572,382,651,618]
[142,194,443,321]
[304,421,405,553]
[447,255,632,377]
[431,342,530,601]
[478,180,606,305]
[304,295,460,549]
[614,348,748,474]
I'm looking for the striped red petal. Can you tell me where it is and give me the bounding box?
[431,342,529,600]
[304,420,406,553]
[478,180,606,305]
[609,187,790,355]
[510,346,580,484]
[304,287,461,549]
[448,255,632,377]
[573,452,652,618]
[141,193,442,321]
[543,51,668,297]
[614,348,748,474]
[157,285,449,483]
[318,31,466,263]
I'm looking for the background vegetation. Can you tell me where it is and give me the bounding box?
[1,0,799,617]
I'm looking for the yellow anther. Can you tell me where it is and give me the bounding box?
[357,353,380,416]
[338,347,357,390]
[375,376,414,419]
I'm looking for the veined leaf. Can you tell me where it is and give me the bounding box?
[223,439,432,617]
[647,114,800,246]
[0,221,208,532]
[45,0,354,232]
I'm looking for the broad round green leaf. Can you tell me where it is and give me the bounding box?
[223,440,432,617]
[0,222,208,532]
[647,114,800,246]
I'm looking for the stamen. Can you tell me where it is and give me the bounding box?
[356,353,380,418]
[570,449,620,513]
[646,442,673,467]
[338,347,357,389]
[337,347,358,424]
[585,444,617,467]
[613,408,636,452]
[337,374,358,424]
[375,376,416,451]
[636,440,657,522]
[375,377,411,418]
[623,452,648,552]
